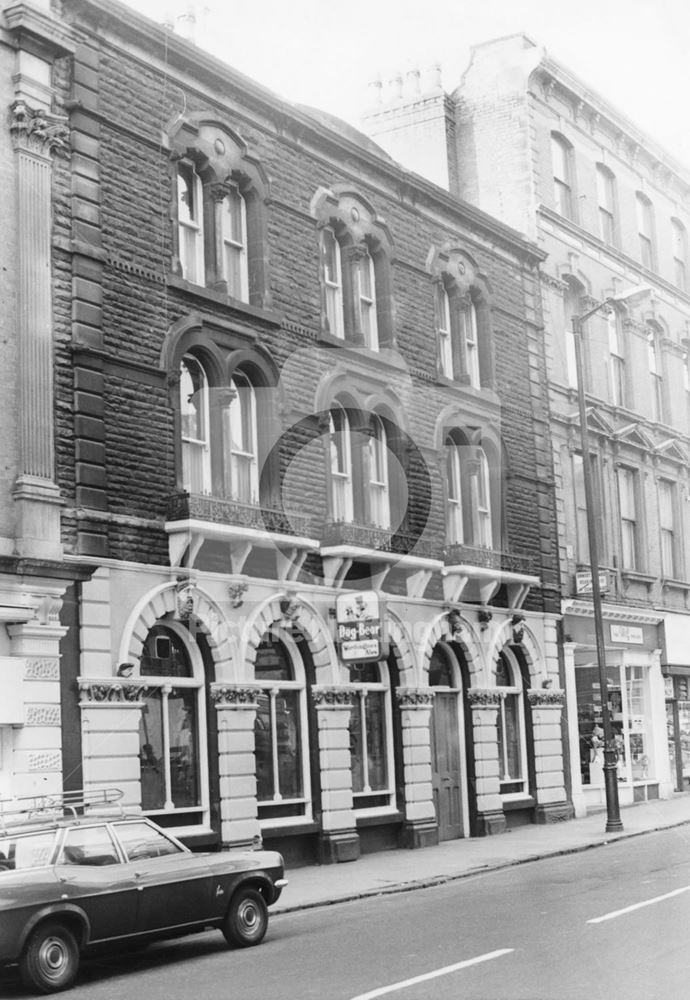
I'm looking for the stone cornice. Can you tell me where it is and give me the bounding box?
[562,599,663,625]
[9,100,70,158]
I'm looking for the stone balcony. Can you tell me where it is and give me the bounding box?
[442,543,540,608]
[319,520,442,596]
[165,493,318,579]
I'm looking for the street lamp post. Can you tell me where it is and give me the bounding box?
[571,285,651,834]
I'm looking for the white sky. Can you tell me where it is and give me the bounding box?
[126,0,690,166]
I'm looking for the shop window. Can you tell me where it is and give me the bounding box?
[348,661,394,811]
[495,650,527,796]
[180,355,211,494]
[254,637,309,821]
[138,624,204,818]
[576,661,653,786]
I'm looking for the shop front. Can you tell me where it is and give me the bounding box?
[660,612,690,793]
[563,601,670,817]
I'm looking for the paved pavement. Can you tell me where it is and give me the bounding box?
[274,794,690,914]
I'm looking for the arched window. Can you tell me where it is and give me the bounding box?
[636,193,655,269]
[607,310,625,406]
[138,623,204,818]
[313,189,394,349]
[596,164,616,244]
[329,404,353,522]
[445,435,464,545]
[461,299,480,388]
[177,162,204,283]
[672,218,687,291]
[348,660,394,810]
[322,227,344,338]
[356,248,379,350]
[435,282,453,378]
[180,355,211,494]
[221,183,248,301]
[254,636,309,820]
[646,324,664,422]
[367,415,390,528]
[551,134,574,220]
[495,649,527,796]
[476,449,492,548]
[225,371,259,504]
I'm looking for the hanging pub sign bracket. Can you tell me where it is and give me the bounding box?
[335,590,388,665]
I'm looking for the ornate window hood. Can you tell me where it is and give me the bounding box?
[166,493,318,579]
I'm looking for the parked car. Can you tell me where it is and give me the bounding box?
[0,789,287,994]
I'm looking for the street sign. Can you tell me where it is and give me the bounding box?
[575,570,609,595]
[335,591,387,664]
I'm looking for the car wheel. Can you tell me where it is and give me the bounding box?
[19,921,80,994]
[222,887,268,948]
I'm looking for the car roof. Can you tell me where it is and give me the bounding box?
[0,788,140,836]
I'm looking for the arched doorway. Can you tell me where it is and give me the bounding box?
[429,642,467,840]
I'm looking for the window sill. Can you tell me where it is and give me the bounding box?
[501,795,535,811]
[662,578,690,593]
[259,819,320,838]
[620,570,655,591]
[355,809,403,828]
[166,273,282,328]
[313,332,407,370]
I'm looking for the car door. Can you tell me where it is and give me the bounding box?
[55,824,138,943]
[112,820,216,934]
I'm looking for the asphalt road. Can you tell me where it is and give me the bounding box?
[3,825,690,999]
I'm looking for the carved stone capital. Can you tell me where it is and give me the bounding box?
[211,685,259,707]
[9,101,70,158]
[528,689,565,707]
[78,680,149,704]
[467,688,501,708]
[312,686,356,707]
[395,687,434,708]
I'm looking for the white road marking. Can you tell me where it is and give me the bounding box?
[348,949,515,1000]
[588,884,690,924]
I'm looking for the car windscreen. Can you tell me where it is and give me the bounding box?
[112,820,185,861]
[0,830,57,872]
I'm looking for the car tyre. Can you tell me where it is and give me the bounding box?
[19,921,80,994]
[222,887,268,948]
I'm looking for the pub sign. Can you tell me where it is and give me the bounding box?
[335,591,387,664]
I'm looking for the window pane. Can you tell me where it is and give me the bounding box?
[276,689,303,799]
[498,694,521,781]
[169,689,200,808]
[114,821,182,860]
[140,692,165,810]
[255,691,274,801]
[59,827,119,866]
[365,690,387,790]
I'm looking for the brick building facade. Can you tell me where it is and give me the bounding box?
[1,2,567,863]
[364,34,690,816]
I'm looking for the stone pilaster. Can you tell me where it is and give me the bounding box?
[9,101,69,559]
[312,686,359,863]
[528,690,574,823]
[9,602,68,799]
[396,688,438,849]
[78,679,145,807]
[468,689,506,835]
[211,685,262,848]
